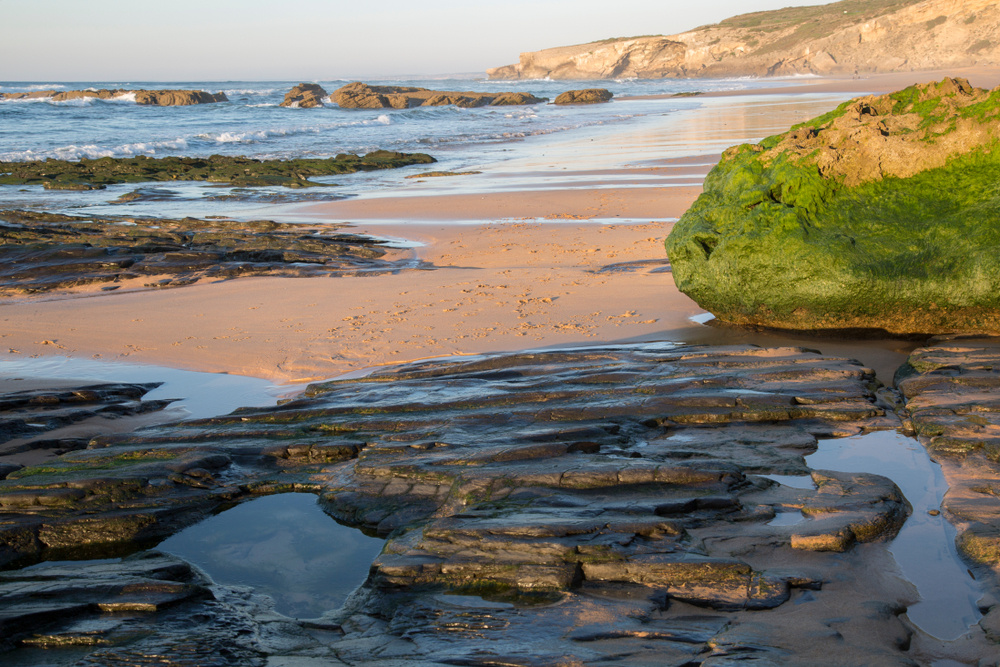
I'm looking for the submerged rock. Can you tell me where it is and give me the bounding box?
[0,209,420,295]
[554,88,614,104]
[665,78,1000,335]
[0,150,435,189]
[280,83,328,108]
[0,89,228,105]
[332,82,547,109]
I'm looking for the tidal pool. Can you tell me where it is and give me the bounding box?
[157,493,384,618]
[807,430,984,641]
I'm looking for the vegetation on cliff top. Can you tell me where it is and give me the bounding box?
[665,78,1000,335]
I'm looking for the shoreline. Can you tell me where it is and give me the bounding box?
[1,69,988,387]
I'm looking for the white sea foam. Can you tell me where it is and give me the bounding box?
[223,88,279,96]
[0,138,190,162]
[0,83,66,91]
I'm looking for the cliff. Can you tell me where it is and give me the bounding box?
[487,0,1000,79]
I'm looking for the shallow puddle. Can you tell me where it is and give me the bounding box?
[157,493,384,618]
[0,355,304,420]
[807,430,984,641]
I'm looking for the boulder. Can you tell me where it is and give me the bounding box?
[665,78,1000,335]
[279,83,328,108]
[554,88,614,104]
[331,82,547,109]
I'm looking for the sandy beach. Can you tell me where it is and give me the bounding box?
[3,67,995,388]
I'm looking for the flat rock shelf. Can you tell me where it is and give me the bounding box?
[0,341,998,664]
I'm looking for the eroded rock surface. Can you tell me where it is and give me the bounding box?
[896,340,1000,570]
[0,89,228,105]
[280,83,328,108]
[0,209,420,295]
[1,343,967,663]
[332,82,547,109]
[0,150,435,190]
[0,382,172,460]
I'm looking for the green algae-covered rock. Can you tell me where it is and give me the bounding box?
[665,77,1000,335]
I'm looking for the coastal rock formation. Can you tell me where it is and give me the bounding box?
[332,82,547,109]
[0,89,228,105]
[0,209,422,295]
[279,83,328,108]
[0,150,435,189]
[2,343,967,664]
[553,88,614,104]
[665,78,1000,334]
[896,341,1000,570]
[488,0,1000,79]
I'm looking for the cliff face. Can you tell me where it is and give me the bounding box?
[488,0,1000,79]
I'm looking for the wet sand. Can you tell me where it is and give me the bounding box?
[1,69,982,387]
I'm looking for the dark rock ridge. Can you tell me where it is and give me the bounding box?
[0,89,228,105]
[280,83,328,108]
[1,342,961,663]
[0,209,420,295]
[332,82,547,109]
[665,78,1000,335]
[0,150,435,190]
[0,382,172,460]
[488,0,1000,79]
[553,88,614,104]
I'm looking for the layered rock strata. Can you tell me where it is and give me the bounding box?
[0,150,435,190]
[0,89,228,105]
[488,0,1000,79]
[896,341,1000,575]
[665,78,1000,335]
[0,209,417,295]
[3,343,977,663]
[332,82,547,109]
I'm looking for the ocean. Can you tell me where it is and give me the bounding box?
[0,77,813,221]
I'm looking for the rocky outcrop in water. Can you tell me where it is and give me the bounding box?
[4,342,975,663]
[0,89,228,105]
[332,82,547,109]
[553,88,614,104]
[665,78,1000,335]
[279,83,328,108]
[488,0,1000,79]
[0,150,435,190]
[0,209,421,295]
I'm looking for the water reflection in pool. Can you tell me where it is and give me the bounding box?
[157,493,383,618]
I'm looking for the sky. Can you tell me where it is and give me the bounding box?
[1,0,830,81]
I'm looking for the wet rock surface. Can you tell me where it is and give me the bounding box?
[280,83,328,108]
[3,343,979,664]
[553,89,614,105]
[0,209,422,295]
[0,150,435,189]
[896,339,1000,571]
[0,382,171,458]
[0,89,229,105]
[332,82,547,109]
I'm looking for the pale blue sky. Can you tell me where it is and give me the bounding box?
[1,0,829,81]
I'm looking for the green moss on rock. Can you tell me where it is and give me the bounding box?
[0,151,435,190]
[665,78,1000,335]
